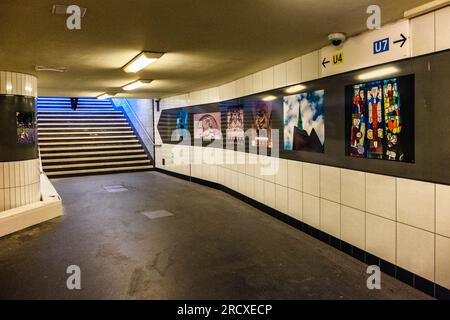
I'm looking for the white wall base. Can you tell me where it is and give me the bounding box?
[0,174,63,238]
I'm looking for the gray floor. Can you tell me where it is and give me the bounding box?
[0,171,431,300]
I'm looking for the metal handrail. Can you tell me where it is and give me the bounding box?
[112,98,156,146]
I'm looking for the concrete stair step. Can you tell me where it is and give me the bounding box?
[38,135,137,141]
[38,127,132,131]
[43,159,151,170]
[38,118,127,122]
[40,150,146,157]
[38,123,130,126]
[38,131,134,136]
[37,114,124,118]
[39,144,143,152]
[45,165,152,177]
[38,110,122,114]
[39,139,140,146]
[42,154,148,163]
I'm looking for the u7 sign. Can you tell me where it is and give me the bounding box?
[373,38,390,54]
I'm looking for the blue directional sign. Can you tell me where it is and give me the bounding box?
[373,38,390,54]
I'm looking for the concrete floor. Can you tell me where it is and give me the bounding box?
[0,171,431,300]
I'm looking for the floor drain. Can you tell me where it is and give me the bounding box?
[140,210,174,220]
[104,185,129,193]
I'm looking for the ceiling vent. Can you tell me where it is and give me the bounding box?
[35,65,68,73]
[52,4,87,17]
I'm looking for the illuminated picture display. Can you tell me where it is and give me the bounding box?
[193,112,222,141]
[346,75,414,162]
[284,90,325,153]
[226,106,245,145]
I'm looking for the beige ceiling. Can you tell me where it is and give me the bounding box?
[0,0,433,99]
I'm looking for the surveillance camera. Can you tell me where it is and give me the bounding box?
[328,33,347,46]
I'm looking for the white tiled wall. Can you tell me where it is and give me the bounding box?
[366,213,396,264]
[303,193,320,228]
[397,178,435,232]
[341,205,366,250]
[0,159,41,212]
[397,222,435,281]
[341,169,365,211]
[436,235,450,289]
[410,12,435,57]
[156,144,450,289]
[436,185,450,238]
[435,6,450,52]
[366,173,396,220]
[320,199,340,239]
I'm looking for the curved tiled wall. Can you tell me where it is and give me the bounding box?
[0,71,40,211]
[0,71,37,97]
[0,159,41,211]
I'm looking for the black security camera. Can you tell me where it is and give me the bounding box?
[328,33,347,46]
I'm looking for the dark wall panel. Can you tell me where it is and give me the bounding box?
[157,50,450,185]
[0,95,38,162]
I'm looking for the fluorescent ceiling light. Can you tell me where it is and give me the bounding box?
[262,95,277,102]
[357,67,399,81]
[123,52,164,73]
[285,84,307,94]
[122,80,152,91]
[35,65,67,73]
[52,4,87,17]
[97,93,116,100]
[404,0,450,19]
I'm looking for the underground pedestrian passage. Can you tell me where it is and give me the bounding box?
[0,0,449,304]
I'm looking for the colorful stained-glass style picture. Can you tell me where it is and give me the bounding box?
[252,102,272,148]
[284,90,325,153]
[346,76,412,162]
[383,78,404,161]
[366,81,384,159]
[16,112,37,144]
[176,111,188,130]
[349,84,366,157]
[226,106,244,145]
[193,112,222,141]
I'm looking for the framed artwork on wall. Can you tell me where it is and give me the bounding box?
[283,89,325,153]
[16,111,37,145]
[193,112,222,141]
[252,101,272,148]
[346,75,414,162]
[226,106,245,145]
[176,111,188,130]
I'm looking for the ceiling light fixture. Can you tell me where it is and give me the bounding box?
[122,80,152,91]
[97,93,116,100]
[357,67,399,81]
[123,52,164,73]
[262,95,277,102]
[52,4,87,17]
[285,84,307,94]
[404,0,450,19]
[35,65,67,73]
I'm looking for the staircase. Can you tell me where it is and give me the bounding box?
[37,97,153,178]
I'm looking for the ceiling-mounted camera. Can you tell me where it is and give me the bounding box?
[328,33,347,46]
